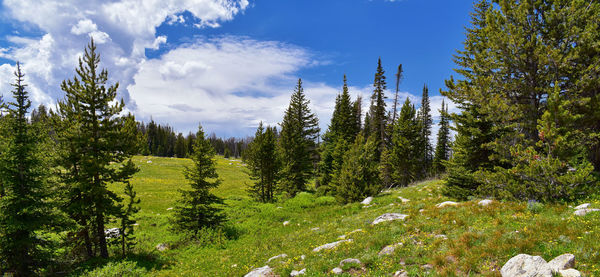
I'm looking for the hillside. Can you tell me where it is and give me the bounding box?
[85,156,600,276]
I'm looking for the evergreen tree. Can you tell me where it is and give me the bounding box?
[118,178,139,257]
[367,58,388,158]
[433,99,451,175]
[173,124,224,237]
[175,133,187,158]
[332,135,380,203]
[278,79,320,197]
[0,63,56,275]
[246,122,280,202]
[419,84,433,176]
[391,64,403,124]
[57,40,139,259]
[387,98,424,186]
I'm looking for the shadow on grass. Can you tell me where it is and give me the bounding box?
[66,250,171,276]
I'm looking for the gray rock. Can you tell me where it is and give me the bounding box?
[104,228,120,239]
[300,255,306,260]
[478,199,493,206]
[434,234,448,240]
[546,254,575,273]
[312,239,353,252]
[393,270,408,277]
[311,227,320,231]
[283,220,290,226]
[267,253,288,263]
[290,268,306,276]
[500,254,552,277]
[422,264,434,270]
[436,201,459,208]
[378,243,403,256]
[340,258,362,267]
[573,208,600,216]
[244,266,274,277]
[398,196,410,203]
[331,267,343,274]
[146,160,152,163]
[372,213,409,225]
[559,269,581,277]
[574,203,590,210]
[155,243,169,252]
[361,196,373,205]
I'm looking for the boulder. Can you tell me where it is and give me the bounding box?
[104,228,120,239]
[574,203,590,210]
[361,197,373,205]
[378,243,403,256]
[155,243,169,252]
[478,199,494,206]
[244,266,274,277]
[500,254,552,277]
[546,254,575,273]
[558,269,581,277]
[340,258,362,267]
[290,268,306,276]
[331,267,343,274]
[267,253,287,263]
[393,270,408,277]
[436,201,459,208]
[573,208,600,216]
[312,239,353,252]
[372,213,409,225]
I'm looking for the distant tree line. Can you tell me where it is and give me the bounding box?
[136,121,251,159]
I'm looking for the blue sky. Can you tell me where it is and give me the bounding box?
[0,0,473,137]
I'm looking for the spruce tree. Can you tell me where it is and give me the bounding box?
[173,125,224,237]
[278,79,320,197]
[433,99,451,175]
[57,40,139,258]
[419,84,433,176]
[118,178,139,257]
[175,133,187,158]
[367,58,388,158]
[332,135,380,203]
[246,122,280,202]
[388,98,424,186]
[0,63,56,275]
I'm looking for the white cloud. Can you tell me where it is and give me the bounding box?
[71,19,98,35]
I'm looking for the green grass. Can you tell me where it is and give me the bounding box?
[86,155,600,276]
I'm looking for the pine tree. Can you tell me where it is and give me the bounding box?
[174,133,187,158]
[246,122,280,202]
[57,40,140,259]
[173,124,224,237]
[118,178,139,257]
[332,135,380,203]
[419,84,433,176]
[367,58,388,158]
[278,79,320,197]
[0,63,56,275]
[388,98,424,186]
[433,99,451,175]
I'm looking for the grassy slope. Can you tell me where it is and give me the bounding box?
[99,156,600,276]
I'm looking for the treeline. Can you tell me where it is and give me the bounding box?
[244,61,453,203]
[136,121,250,158]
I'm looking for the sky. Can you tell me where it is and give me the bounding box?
[0,0,474,138]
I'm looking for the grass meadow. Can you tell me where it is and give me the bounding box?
[76,155,600,276]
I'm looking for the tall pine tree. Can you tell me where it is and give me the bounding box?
[57,40,139,258]
[246,122,280,202]
[0,63,56,275]
[433,99,451,175]
[419,84,433,176]
[278,79,320,197]
[367,58,388,159]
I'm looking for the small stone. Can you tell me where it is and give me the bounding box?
[290,268,306,276]
[155,243,169,252]
[434,234,448,240]
[312,239,353,252]
[500,254,551,277]
[422,264,434,270]
[331,267,343,274]
[478,199,493,206]
[339,258,362,267]
[573,208,600,216]
[276,206,283,209]
[361,196,373,205]
[244,266,274,277]
[398,196,410,203]
[166,207,173,211]
[378,243,403,256]
[419,209,425,213]
[559,269,581,277]
[232,264,237,268]
[337,235,346,240]
[311,227,320,231]
[300,255,306,260]
[372,213,409,225]
[393,270,408,277]
[436,201,459,208]
[283,221,290,226]
[546,254,575,273]
[146,160,152,163]
[266,253,287,263]
[574,203,590,210]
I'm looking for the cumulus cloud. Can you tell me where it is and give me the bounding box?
[0,0,249,110]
